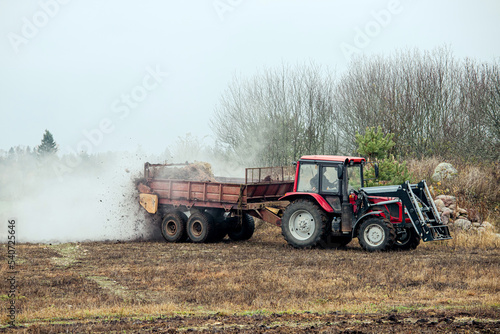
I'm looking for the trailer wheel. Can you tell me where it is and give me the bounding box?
[358,218,396,252]
[228,214,255,241]
[392,227,420,250]
[281,199,328,248]
[187,212,215,243]
[161,212,187,243]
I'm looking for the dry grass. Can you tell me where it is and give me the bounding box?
[422,229,500,250]
[1,223,499,329]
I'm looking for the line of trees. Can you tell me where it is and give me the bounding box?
[212,47,500,165]
[335,47,499,160]
[1,129,58,163]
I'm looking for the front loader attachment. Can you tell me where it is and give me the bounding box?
[362,180,452,242]
[402,181,452,242]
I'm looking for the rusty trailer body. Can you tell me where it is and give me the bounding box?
[138,163,295,243]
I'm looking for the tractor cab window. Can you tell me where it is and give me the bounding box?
[321,166,339,193]
[347,165,362,192]
[297,164,319,193]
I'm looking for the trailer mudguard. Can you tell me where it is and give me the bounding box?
[279,192,334,213]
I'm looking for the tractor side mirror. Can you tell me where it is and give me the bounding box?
[374,163,379,178]
[337,167,344,179]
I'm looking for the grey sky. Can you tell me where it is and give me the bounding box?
[1,0,499,155]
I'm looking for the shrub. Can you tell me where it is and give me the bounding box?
[356,127,411,186]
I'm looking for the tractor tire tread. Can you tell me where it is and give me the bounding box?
[281,199,328,249]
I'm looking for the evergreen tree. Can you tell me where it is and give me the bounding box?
[8,147,15,159]
[355,126,395,161]
[37,130,58,157]
[356,127,411,186]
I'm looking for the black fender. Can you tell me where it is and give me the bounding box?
[352,211,385,238]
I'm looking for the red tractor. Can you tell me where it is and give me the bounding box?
[137,155,451,251]
[279,155,451,251]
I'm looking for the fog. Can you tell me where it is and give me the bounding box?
[2,1,500,155]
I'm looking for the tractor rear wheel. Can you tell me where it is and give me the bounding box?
[358,218,396,252]
[187,212,215,243]
[392,227,421,250]
[228,214,255,241]
[281,199,328,248]
[161,211,187,243]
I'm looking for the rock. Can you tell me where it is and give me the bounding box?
[472,223,481,228]
[435,195,457,207]
[441,208,452,224]
[477,227,486,233]
[457,207,468,215]
[434,199,446,212]
[442,208,452,217]
[482,221,494,230]
[432,163,458,182]
[454,218,472,230]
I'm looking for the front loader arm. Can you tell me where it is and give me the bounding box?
[361,181,452,242]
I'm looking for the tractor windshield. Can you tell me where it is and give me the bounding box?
[347,165,362,192]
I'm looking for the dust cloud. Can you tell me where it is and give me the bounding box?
[0,148,250,244]
[0,151,164,243]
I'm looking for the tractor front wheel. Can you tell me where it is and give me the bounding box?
[358,218,396,252]
[281,199,328,248]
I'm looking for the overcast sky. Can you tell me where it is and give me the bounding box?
[1,0,499,155]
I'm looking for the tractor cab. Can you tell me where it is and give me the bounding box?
[293,155,366,212]
[295,155,365,193]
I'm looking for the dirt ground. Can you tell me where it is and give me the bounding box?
[5,309,500,333]
[1,223,499,333]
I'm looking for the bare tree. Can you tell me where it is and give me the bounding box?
[211,62,338,166]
